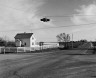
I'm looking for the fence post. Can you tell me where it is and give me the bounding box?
[30,47,31,52]
[9,47,10,53]
[24,47,25,52]
[17,47,18,53]
[0,47,1,53]
[4,48,5,54]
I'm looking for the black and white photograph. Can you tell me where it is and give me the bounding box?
[0,0,96,78]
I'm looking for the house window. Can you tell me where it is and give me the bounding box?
[25,43,26,45]
[32,37,34,40]
[32,42,34,45]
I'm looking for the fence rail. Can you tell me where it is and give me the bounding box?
[0,45,58,53]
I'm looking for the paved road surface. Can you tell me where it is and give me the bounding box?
[0,43,96,78]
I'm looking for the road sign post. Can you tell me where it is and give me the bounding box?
[39,42,44,52]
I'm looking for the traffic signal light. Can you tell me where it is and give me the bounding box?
[40,17,50,22]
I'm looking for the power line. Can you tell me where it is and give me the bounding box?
[0,3,26,13]
[0,3,96,32]
[0,22,96,32]
[32,22,96,30]
[43,15,96,18]
[0,3,96,18]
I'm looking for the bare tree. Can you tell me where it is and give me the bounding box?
[56,33,70,42]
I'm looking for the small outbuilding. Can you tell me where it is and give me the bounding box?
[14,32,36,47]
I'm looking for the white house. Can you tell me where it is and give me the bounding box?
[14,32,36,47]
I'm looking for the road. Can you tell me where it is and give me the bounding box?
[0,43,96,78]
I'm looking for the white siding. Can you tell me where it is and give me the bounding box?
[30,35,36,47]
[15,34,36,47]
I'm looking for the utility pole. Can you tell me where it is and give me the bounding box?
[39,42,44,52]
[30,22,34,33]
[31,29,32,33]
[72,33,73,49]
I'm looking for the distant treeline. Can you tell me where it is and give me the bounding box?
[0,39,15,47]
[0,41,15,47]
[58,40,87,49]
[92,42,96,46]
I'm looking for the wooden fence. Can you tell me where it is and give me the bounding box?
[0,45,58,53]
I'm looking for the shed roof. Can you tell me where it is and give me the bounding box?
[14,33,33,39]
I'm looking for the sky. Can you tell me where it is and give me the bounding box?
[0,0,96,42]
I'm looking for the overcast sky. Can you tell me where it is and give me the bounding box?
[0,0,96,41]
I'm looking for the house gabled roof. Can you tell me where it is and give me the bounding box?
[14,33,33,39]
